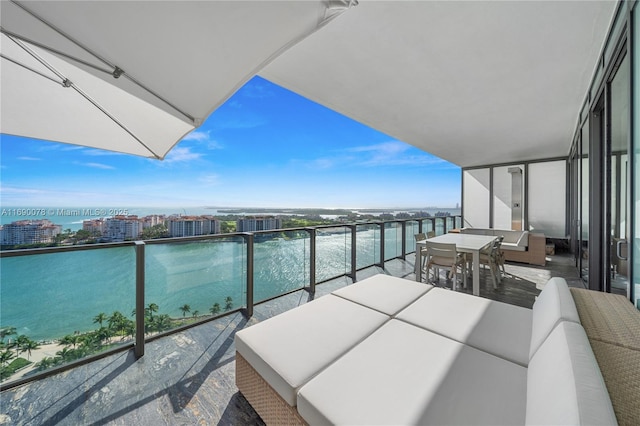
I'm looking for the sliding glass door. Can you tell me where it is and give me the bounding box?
[608,54,630,297]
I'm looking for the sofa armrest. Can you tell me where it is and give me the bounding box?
[527,233,546,265]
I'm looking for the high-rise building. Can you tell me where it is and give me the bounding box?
[166,215,220,237]
[236,216,282,232]
[0,219,62,245]
[82,219,105,235]
[103,215,141,241]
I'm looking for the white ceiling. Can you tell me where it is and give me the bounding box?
[261,1,617,168]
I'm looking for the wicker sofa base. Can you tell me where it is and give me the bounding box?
[502,233,547,266]
[235,351,307,426]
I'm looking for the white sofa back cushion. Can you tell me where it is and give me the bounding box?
[526,321,617,425]
[530,277,581,359]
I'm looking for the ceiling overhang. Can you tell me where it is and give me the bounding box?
[261,1,618,168]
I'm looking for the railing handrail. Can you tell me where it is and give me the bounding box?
[0,216,460,256]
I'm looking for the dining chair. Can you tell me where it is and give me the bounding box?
[479,236,504,289]
[421,240,466,290]
[414,233,429,270]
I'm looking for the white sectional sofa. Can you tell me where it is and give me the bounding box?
[460,228,547,266]
[235,274,617,425]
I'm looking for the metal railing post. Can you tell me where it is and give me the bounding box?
[379,222,385,267]
[401,221,407,260]
[134,241,145,358]
[244,233,254,318]
[350,224,357,281]
[443,217,448,234]
[306,227,316,293]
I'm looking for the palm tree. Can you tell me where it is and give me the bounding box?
[192,310,199,319]
[94,326,112,344]
[224,296,233,311]
[60,334,80,349]
[0,327,17,344]
[154,314,172,332]
[0,349,15,366]
[37,356,56,370]
[13,335,29,357]
[93,312,107,328]
[147,303,159,321]
[209,303,221,315]
[108,311,127,337]
[23,339,40,360]
[179,304,191,319]
[56,347,73,362]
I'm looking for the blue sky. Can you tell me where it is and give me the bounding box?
[0,76,460,209]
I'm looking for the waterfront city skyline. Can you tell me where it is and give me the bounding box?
[0,76,461,209]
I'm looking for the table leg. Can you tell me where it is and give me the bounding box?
[416,247,422,282]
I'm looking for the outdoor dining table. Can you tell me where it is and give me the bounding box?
[416,233,497,296]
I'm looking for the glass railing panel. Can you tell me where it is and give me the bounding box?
[405,221,419,253]
[254,231,309,302]
[446,216,454,232]
[384,222,402,261]
[316,227,349,283]
[421,218,434,235]
[355,224,380,269]
[145,237,246,330]
[434,218,445,235]
[0,245,136,385]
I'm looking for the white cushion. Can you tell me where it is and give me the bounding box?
[332,274,432,316]
[500,231,522,244]
[516,230,530,247]
[298,320,527,425]
[501,242,527,252]
[526,321,617,425]
[234,294,388,406]
[397,288,532,366]
[530,277,581,359]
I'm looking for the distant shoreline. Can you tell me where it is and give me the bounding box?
[0,206,461,231]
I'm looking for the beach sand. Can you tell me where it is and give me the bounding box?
[5,342,65,382]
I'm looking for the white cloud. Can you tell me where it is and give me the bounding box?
[212,117,267,130]
[310,158,335,170]
[162,147,203,163]
[182,130,209,142]
[0,185,47,195]
[294,141,447,171]
[181,130,223,151]
[239,82,274,99]
[73,161,115,170]
[198,174,220,186]
[81,148,125,157]
[17,156,41,161]
[346,141,448,167]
